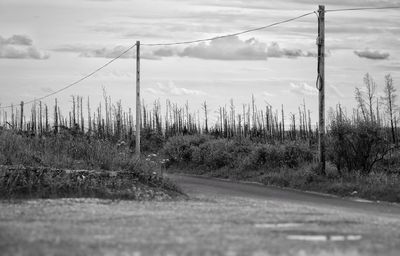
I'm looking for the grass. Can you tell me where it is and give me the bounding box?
[2,191,398,255]
[258,165,400,202]
[0,129,183,200]
[0,165,182,200]
[0,129,135,170]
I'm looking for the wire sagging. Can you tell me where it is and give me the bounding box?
[1,6,399,109]
[0,43,137,109]
[142,12,316,46]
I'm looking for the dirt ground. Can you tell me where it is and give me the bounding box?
[1,174,400,256]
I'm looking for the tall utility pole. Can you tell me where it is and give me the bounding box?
[317,5,326,174]
[20,101,24,131]
[136,41,141,158]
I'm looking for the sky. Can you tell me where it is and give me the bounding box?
[0,0,399,124]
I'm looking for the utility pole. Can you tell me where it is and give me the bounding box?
[20,101,24,131]
[136,41,141,159]
[317,5,326,174]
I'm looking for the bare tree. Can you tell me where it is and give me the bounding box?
[355,87,368,121]
[364,73,377,122]
[355,73,377,123]
[381,74,397,144]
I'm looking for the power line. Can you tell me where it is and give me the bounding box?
[0,43,137,109]
[142,6,400,46]
[0,11,317,109]
[1,6,398,109]
[325,6,400,12]
[142,11,316,46]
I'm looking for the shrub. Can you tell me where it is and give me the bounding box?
[327,116,354,173]
[162,135,212,165]
[198,139,235,169]
[328,119,392,175]
[250,144,284,168]
[141,128,165,152]
[163,135,314,171]
[283,143,314,168]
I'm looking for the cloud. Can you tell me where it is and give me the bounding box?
[79,46,160,60]
[54,44,159,60]
[267,42,316,58]
[145,82,205,96]
[159,37,315,60]
[153,48,175,57]
[53,44,91,53]
[289,82,317,96]
[79,46,137,58]
[178,36,268,60]
[0,35,49,59]
[354,49,390,60]
[0,35,32,45]
[179,0,400,10]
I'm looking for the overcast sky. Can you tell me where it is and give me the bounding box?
[0,0,399,123]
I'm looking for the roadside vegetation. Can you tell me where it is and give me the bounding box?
[0,165,180,200]
[0,74,399,202]
[0,127,180,200]
[161,73,400,202]
[162,134,400,202]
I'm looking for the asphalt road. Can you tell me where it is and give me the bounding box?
[169,173,400,216]
[0,173,400,256]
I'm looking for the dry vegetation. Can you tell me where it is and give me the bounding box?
[0,165,181,200]
[0,73,399,201]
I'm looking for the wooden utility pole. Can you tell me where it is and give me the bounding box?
[317,5,326,174]
[135,41,141,158]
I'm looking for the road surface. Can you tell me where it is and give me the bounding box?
[0,173,400,256]
[170,173,400,216]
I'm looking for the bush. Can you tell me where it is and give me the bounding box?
[140,128,165,152]
[283,143,314,168]
[163,135,314,171]
[249,144,284,168]
[198,139,236,169]
[327,118,392,175]
[162,135,212,165]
